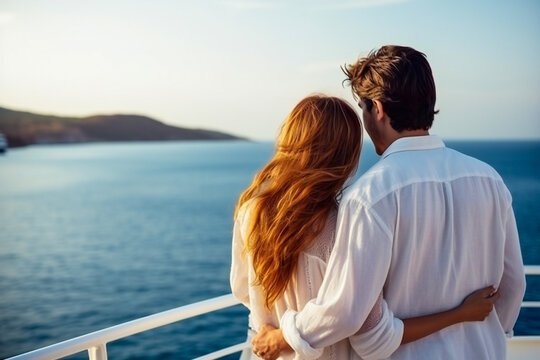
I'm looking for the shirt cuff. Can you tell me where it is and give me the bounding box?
[349,300,404,360]
[281,310,324,359]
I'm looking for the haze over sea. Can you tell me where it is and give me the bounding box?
[0,139,539,359]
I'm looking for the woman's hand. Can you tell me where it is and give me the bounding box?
[401,285,501,344]
[457,286,500,322]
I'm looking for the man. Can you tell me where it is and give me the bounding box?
[252,45,526,359]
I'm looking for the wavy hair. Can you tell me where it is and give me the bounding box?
[343,45,438,132]
[234,95,362,308]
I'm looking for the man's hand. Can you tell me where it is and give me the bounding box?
[252,324,292,360]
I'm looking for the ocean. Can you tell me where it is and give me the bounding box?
[0,140,538,359]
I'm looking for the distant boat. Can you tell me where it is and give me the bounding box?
[0,133,8,153]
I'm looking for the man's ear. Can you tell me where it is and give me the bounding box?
[372,100,386,122]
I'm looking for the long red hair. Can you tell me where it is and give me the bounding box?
[235,95,362,308]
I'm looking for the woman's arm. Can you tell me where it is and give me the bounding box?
[347,286,500,360]
[401,286,500,344]
[230,210,250,307]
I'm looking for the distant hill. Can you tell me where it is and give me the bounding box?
[0,107,245,147]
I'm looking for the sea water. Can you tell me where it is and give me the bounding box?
[0,140,538,359]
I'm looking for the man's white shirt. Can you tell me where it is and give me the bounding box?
[281,135,526,360]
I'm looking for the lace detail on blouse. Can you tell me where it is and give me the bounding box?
[359,291,384,333]
[304,209,337,262]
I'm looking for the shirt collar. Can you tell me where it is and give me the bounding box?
[381,134,446,159]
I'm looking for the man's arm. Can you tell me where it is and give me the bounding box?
[494,204,526,335]
[253,200,394,359]
[250,325,291,360]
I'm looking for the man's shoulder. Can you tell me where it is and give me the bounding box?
[343,146,507,206]
[342,160,397,207]
[444,146,503,181]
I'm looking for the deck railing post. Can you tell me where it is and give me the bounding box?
[88,344,107,360]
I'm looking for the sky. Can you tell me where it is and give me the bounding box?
[0,0,539,140]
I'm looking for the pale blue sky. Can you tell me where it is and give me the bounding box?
[1,0,539,140]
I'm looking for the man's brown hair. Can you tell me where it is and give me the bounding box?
[343,45,439,132]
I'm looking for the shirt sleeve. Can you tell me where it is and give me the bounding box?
[230,208,250,308]
[349,299,404,360]
[280,198,395,358]
[495,203,526,336]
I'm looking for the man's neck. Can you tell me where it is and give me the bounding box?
[378,129,430,155]
[396,129,430,139]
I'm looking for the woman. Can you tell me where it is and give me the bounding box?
[230,95,498,360]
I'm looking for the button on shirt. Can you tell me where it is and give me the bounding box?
[281,135,526,360]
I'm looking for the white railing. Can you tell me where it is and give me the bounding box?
[7,294,247,360]
[521,265,540,308]
[7,266,540,360]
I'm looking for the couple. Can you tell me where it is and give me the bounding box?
[230,45,526,359]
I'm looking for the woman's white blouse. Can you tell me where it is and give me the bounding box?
[230,202,403,360]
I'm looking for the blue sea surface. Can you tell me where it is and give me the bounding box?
[0,139,538,359]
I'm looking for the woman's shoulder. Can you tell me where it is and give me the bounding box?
[235,198,259,241]
[236,197,259,222]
